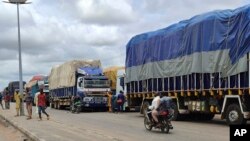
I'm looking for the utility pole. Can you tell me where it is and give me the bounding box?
[3,0,31,116]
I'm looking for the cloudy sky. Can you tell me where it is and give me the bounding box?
[0,0,249,90]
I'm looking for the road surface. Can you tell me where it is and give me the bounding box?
[0,103,233,141]
[41,109,230,141]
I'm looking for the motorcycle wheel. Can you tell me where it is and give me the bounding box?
[70,105,75,113]
[144,117,152,131]
[161,120,170,133]
[76,106,81,113]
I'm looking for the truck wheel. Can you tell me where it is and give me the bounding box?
[172,103,182,121]
[55,102,59,109]
[50,102,54,109]
[76,106,82,113]
[54,103,57,109]
[141,101,150,115]
[226,104,246,125]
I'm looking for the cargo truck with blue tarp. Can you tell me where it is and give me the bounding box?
[49,60,111,111]
[125,5,250,125]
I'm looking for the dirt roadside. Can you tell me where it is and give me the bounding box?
[0,116,30,141]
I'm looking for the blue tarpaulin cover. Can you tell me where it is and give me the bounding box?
[126,5,250,82]
[78,67,103,75]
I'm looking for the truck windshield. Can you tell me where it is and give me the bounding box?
[84,80,110,88]
[44,85,49,92]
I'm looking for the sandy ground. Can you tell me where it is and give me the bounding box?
[0,117,29,141]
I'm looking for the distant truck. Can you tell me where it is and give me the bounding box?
[104,67,127,111]
[8,81,26,102]
[2,87,8,96]
[25,75,49,106]
[125,5,250,125]
[103,66,124,95]
[49,60,111,111]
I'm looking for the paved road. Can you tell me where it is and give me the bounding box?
[50,110,229,141]
[0,103,231,141]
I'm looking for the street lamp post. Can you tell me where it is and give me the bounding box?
[3,0,31,116]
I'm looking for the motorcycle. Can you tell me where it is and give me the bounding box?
[70,99,82,113]
[144,108,174,133]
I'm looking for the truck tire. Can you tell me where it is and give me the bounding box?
[172,103,182,121]
[141,101,150,115]
[226,104,246,125]
[50,102,54,109]
[55,102,59,109]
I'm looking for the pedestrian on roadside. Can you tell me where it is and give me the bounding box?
[14,90,21,116]
[34,91,40,116]
[111,92,117,113]
[25,88,33,120]
[4,92,10,109]
[117,91,125,113]
[0,92,4,110]
[37,89,49,120]
[107,92,112,112]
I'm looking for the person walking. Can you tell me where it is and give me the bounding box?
[34,91,40,116]
[0,93,4,110]
[25,88,33,120]
[37,89,49,120]
[111,92,117,113]
[117,91,125,113]
[4,92,10,109]
[14,90,21,116]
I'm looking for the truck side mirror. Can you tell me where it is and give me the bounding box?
[120,77,124,89]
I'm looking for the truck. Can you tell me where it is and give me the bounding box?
[2,87,8,96]
[25,75,49,106]
[8,81,26,101]
[104,67,127,111]
[125,5,250,125]
[49,60,111,111]
[103,66,125,95]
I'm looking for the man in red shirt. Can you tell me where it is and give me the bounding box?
[38,89,49,120]
[4,92,10,109]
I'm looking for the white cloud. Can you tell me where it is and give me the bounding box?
[76,0,136,25]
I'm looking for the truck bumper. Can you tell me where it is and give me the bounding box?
[83,103,107,108]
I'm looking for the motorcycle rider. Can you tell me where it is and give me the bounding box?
[149,92,161,127]
[71,95,81,111]
[159,96,174,129]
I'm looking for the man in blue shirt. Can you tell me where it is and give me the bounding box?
[117,91,125,112]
